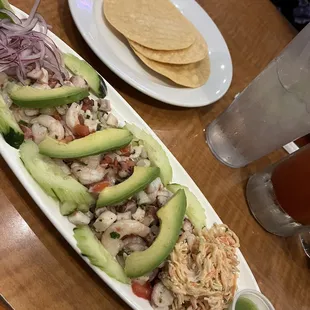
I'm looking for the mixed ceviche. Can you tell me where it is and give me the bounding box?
[0,1,241,309]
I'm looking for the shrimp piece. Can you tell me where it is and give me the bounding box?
[12,108,33,123]
[101,220,150,256]
[68,211,90,226]
[56,105,68,116]
[70,162,106,185]
[146,177,162,194]
[151,282,174,308]
[79,155,102,169]
[32,83,51,90]
[70,75,87,88]
[38,68,49,84]
[28,68,49,84]
[64,124,74,138]
[84,118,99,132]
[0,72,8,86]
[130,146,143,159]
[24,108,40,117]
[132,207,146,222]
[2,89,12,108]
[93,211,117,232]
[123,236,147,253]
[27,68,42,80]
[63,80,74,87]
[136,159,151,167]
[31,123,47,144]
[40,107,56,116]
[116,211,132,221]
[98,98,111,112]
[31,115,64,140]
[106,113,118,127]
[65,102,81,131]
[157,189,173,207]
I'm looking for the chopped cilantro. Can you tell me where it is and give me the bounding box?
[110,231,120,239]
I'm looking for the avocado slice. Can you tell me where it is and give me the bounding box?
[9,85,89,108]
[125,123,172,185]
[39,128,133,159]
[0,95,24,148]
[20,140,94,206]
[167,183,206,230]
[124,189,186,278]
[64,53,107,98]
[97,166,160,208]
[74,225,129,283]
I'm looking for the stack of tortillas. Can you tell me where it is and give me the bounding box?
[104,0,210,88]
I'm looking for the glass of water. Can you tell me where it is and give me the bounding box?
[206,23,310,168]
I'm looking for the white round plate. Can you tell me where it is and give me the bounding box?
[68,0,233,107]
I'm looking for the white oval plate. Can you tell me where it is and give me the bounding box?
[2,6,257,310]
[68,0,232,108]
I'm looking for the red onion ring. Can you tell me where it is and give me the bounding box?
[0,0,68,84]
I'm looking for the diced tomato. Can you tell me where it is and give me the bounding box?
[59,136,74,143]
[101,155,113,166]
[53,111,62,121]
[127,159,135,167]
[81,98,94,112]
[73,124,90,137]
[20,124,32,139]
[113,158,119,168]
[121,160,135,171]
[131,281,152,300]
[89,181,110,193]
[81,103,92,112]
[119,145,131,156]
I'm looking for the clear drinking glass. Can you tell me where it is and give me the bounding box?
[246,145,310,258]
[206,23,310,168]
[299,232,310,259]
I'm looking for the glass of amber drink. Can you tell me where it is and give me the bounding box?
[246,145,310,250]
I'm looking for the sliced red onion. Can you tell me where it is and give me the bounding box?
[0,0,69,85]
[35,13,47,34]
[22,0,41,27]
[2,17,39,34]
[20,48,32,58]
[0,30,7,45]
[16,67,25,84]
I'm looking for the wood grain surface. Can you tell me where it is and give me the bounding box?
[0,0,309,309]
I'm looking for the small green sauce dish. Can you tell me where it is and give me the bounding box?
[229,289,275,310]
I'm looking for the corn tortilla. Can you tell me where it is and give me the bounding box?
[104,0,196,51]
[133,49,210,88]
[129,31,208,65]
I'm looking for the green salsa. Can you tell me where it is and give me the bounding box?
[235,297,258,310]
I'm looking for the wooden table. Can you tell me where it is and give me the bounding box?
[1,0,309,309]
